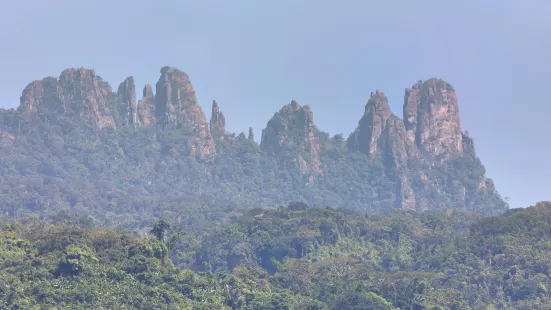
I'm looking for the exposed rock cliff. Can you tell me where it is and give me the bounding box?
[347,90,417,160]
[138,84,155,127]
[154,66,216,157]
[403,79,463,161]
[261,101,323,177]
[117,77,137,127]
[210,100,226,137]
[19,68,117,129]
[347,90,416,210]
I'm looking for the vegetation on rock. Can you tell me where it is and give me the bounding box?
[0,67,508,231]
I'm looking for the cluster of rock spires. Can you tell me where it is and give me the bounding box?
[18,66,217,158]
[344,81,480,210]
[11,66,499,211]
[260,79,491,211]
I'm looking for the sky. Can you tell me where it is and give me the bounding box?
[0,0,549,209]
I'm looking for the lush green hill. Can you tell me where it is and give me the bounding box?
[2,202,550,309]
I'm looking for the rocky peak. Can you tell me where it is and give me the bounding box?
[347,90,416,210]
[366,90,391,118]
[403,78,463,161]
[138,84,155,127]
[117,76,137,127]
[155,66,198,127]
[347,90,394,157]
[210,100,226,137]
[154,66,215,157]
[19,77,59,118]
[261,100,322,176]
[19,68,116,129]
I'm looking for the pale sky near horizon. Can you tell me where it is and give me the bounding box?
[1,0,549,209]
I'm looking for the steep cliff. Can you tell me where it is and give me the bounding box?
[210,100,226,138]
[117,77,138,127]
[347,90,416,210]
[261,101,323,178]
[404,79,463,161]
[137,84,155,127]
[154,66,216,157]
[18,68,118,129]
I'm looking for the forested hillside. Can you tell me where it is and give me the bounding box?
[0,67,507,230]
[0,66,520,309]
[2,202,551,309]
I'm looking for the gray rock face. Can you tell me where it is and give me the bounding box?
[210,100,226,137]
[343,78,501,212]
[261,100,323,176]
[138,84,155,127]
[347,90,416,210]
[117,77,137,127]
[404,79,463,161]
[19,68,117,129]
[347,90,392,157]
[154,66,216,158]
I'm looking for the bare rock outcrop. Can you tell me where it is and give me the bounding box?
[117,76,138,127]
[154,66,216,157]
[137,84,155,127]
[261,100,322,176]
[347,90,416,210]
[19,68,116,129]
[210,100,226,137]
[403,79,463,161]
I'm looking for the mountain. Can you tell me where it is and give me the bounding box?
[0,67,507,228]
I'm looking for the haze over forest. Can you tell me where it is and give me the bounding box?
[1,1,550,309]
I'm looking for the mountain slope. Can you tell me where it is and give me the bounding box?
[0,67,507,228]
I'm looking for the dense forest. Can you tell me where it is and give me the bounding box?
[2,202,551,309]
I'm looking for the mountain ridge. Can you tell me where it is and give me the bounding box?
[0,66,508,228]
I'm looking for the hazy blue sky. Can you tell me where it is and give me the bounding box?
[1,0,549,209]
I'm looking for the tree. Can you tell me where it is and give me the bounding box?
[150,220,170,242]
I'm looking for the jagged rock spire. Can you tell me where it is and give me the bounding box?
[347,90,415,210]
[138,84,155,127]
[117,76,137,127]
[210,100,226,136]
[154,66,216,157]
[403,78,463,161]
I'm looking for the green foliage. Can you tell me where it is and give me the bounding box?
[150,220,170,241]
[0,98,506,231]
[1,202,551,308]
